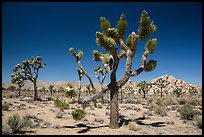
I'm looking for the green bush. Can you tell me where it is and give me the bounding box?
[54,97,69,111]
[194,115,202,129]
[7,113,32,134]
[179,104,195,120]
[154,97,164,106]
[153,105,167,117]
[163,96,178,106]
[71,108,86,120]
[2,124,12,135]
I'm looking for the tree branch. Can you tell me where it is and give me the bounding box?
[77,60,96,93]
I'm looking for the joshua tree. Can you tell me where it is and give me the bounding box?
[66,82,76,99]
[11,71,25,96]
[48,85,54,95]
[69,10,157,129]
[94,66,107,104]
[11,56,46,101]
[7,85,17,92]
[153,78,170,98]
[120,81,134,103]
[137,81,152,98]
[39,87,46,93]
[173,88,183,97]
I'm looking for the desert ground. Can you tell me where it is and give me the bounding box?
[2,89,202,135]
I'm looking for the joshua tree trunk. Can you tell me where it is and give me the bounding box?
[33,81,38,101]
[78,80,82,100]
[160,87,163,98]
[143,89,146,98]
[109,72,119,129]
[18,87,21,96]
[120,89,123,103]
[100,84,104,104]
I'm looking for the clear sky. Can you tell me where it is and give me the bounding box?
[2,2,202,86]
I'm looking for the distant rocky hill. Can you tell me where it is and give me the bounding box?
[2,75,202,94]
[149,75,202,94]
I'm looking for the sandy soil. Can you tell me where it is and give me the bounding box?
[2,91,202,135]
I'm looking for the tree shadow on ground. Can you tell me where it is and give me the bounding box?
[17,130,36,135]
[62,123,109,134]
[119,115,166,127]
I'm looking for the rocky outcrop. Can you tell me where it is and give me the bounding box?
[149,75,201,95]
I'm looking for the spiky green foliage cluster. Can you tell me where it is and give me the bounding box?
[138,10,157,41]
[145,38,157,53]
[71,108,86,120]
[93,50,102,61]
[69,48,84,61]
[100,17,110,33]
[65,83,76,98]
[154,78,170,88]
[96,32,116,53]
[94,66,104,74]
[117,14,127,37]
[66,82,73,88]
[138,81,152,90]
[144,60,157,72]
[54,97,69,111]
[7,113,32,134]
[126,34,132,47]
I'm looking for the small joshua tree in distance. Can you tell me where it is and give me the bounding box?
[94,66,107,104]
[48,85,54,95]
[11,56,46,101]
[11,72,25,96]
[137,81,152,98]
[153,78,170,98]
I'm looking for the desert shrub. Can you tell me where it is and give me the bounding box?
[71,108,86,120]
[186,97,200,106]
[2,103,10,111]
[163,96,178,106]
[193,106,202,115]
[194,115,202,129]
[177,96,188,105]
[146,97,154,104]
[2,124,12,135]
[153,105,167,117]
[124,96,142,104]
[58,87,65,93]
[7,113,32,133]
[54,97,69,111]
[149,102,157,111]
[128,122,137,131]
[179,104,195,120]
[154,97,164,106]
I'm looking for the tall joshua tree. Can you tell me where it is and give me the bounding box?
[153,78,170,98]
[69,10,157,129]
[94,66,107,104]
[11,72,25,96]
[137,81,152,98]
[11,56,46,101]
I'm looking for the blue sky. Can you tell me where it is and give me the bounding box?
[2,2,202,86]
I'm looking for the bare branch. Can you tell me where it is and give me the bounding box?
[77,60,96,93]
